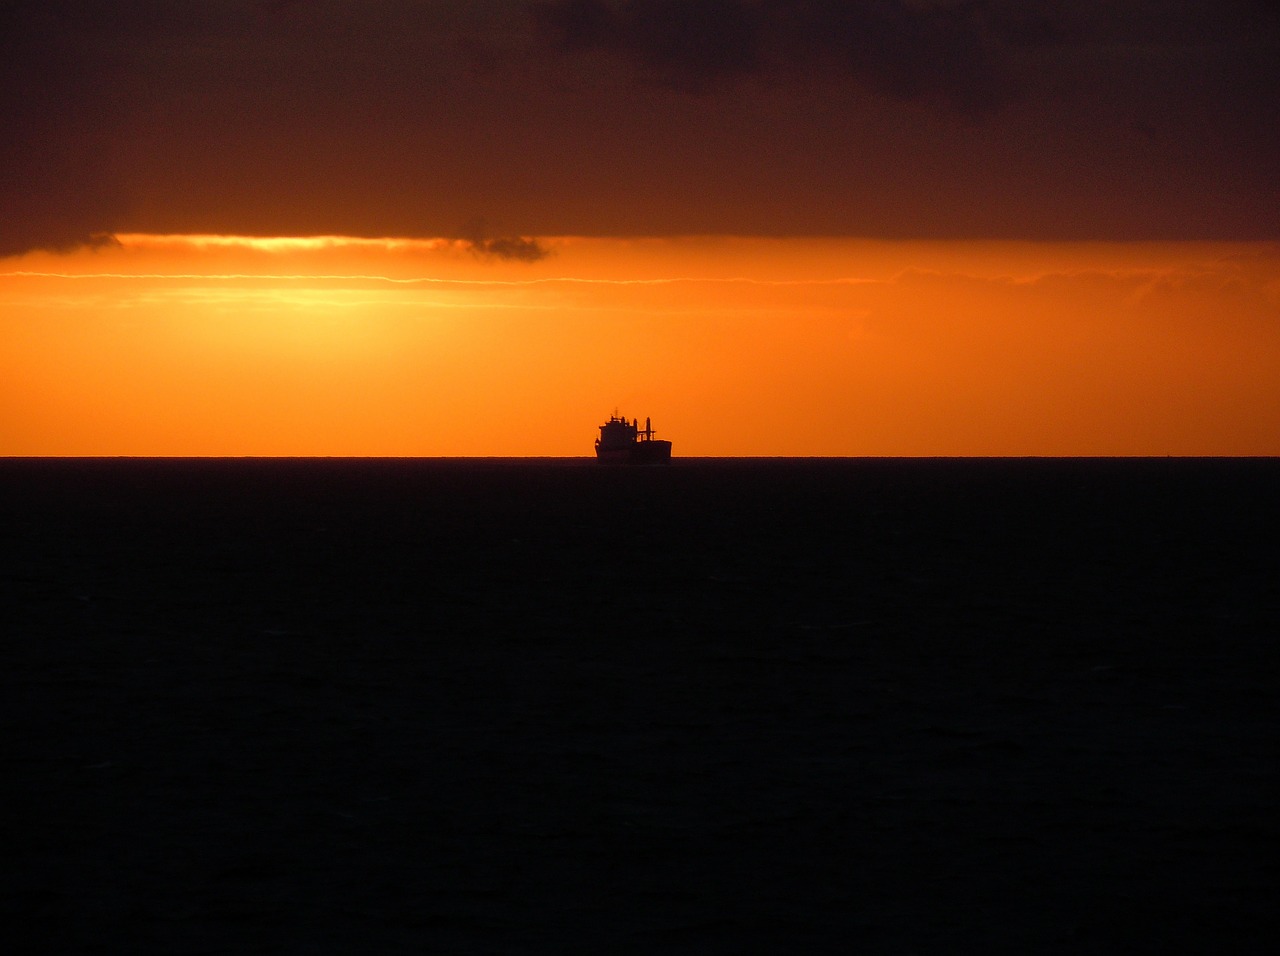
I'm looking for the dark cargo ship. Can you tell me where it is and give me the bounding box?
[595,413,672,463]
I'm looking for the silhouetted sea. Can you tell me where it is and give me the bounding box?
[4,457,1277,953]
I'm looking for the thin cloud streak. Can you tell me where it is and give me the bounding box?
[7,237,1275,294]
[113,235,458,254]
[0,270,882,288]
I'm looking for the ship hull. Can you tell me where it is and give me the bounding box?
[596,440,672,464]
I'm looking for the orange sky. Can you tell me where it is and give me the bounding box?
[3,235,1277,456]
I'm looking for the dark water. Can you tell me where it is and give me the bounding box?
[3,458,1277,953]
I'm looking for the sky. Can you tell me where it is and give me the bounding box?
[3,0,1278,455]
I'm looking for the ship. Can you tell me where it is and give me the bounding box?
[595,413,672,463]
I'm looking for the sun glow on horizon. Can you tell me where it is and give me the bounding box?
[3,234,1279,456]
[111,233,458,253]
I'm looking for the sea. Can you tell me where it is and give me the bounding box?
[4,457,1277,953]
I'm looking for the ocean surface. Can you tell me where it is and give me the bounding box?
[4,457,1277,953]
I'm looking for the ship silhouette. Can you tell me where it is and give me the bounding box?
[595,413,672,463]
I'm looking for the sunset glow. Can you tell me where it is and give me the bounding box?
[4,1,1277,456]
[4,235,1277,456]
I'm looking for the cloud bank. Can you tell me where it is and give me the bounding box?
[534,0,1012,111]
[2,0,1277,255]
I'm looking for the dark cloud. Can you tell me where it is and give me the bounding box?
[786,0,1011,113]
[533,0,763,93]
[473,236,550,262]
[460,219,550,262]
[0,2,130,255]
[533,0,1011,111]
[0,0,1277,255]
